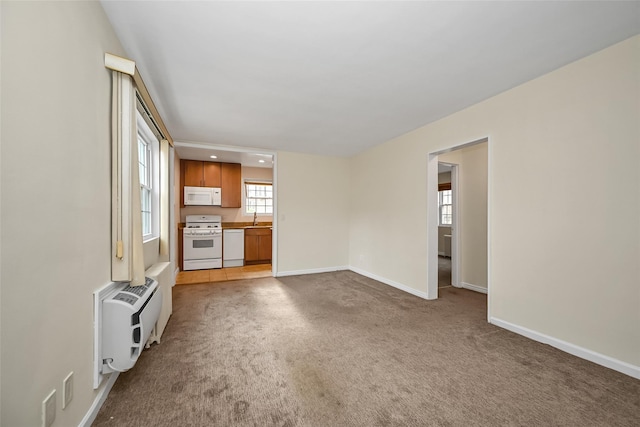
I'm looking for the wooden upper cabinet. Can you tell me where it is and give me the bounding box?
[182,160,222,187]
[180,160,241,207]
[203,162,221,187]
[221,163,242,208]
[182,160,205,186]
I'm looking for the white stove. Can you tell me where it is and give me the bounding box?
[183,215,223,270]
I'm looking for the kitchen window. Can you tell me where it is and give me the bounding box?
[137,113,159,240]
[245,181,273,215]
[439,187,452,226]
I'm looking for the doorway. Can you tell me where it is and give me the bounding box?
[437,162,458,290]
[427,138,489,309]
[172,142,278,277]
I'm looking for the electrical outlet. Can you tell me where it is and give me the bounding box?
[62,372,74,409]
[42,389,56,427]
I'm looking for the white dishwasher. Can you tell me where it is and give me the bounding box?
[223,229,245,267]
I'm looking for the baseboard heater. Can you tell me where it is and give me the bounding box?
[101,277,162,373]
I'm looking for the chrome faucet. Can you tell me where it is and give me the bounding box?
[253,211,258,226]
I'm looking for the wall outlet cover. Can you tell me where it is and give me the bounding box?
[63,372,74,409]
[42,389,56,427]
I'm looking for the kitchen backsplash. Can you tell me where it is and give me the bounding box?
[180,205,272,223]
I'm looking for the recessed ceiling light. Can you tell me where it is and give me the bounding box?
[210,155,217,159]
[258,159,265,163]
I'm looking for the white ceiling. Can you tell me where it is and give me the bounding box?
[101,1,639,160]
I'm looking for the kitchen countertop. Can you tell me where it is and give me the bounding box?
[178,222,272,230]
[222,222,272,230]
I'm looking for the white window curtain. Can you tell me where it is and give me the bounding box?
[111,70,146,286]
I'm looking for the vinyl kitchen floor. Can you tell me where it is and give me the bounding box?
[176,264,272,285]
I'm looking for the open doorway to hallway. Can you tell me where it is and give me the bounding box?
[427,138,488,306]
[437,162,455,289]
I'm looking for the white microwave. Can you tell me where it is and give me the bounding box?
[184,186,222,206]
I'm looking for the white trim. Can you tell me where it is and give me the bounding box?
[490,317,640,380]
[173,140,277,156]
[486,137,493,322]
[426,154,439,299]
[271,153,278,276]
[349,267,429,300]
[460,281,488,294]
[276,266,349,277]
[79,372,119,427]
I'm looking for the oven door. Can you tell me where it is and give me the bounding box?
[183,232,222,261]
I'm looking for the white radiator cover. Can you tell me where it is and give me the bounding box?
[145,261,173,344]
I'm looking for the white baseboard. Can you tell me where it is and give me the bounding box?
[276,265,349,277]
[460,281,488,294]
[79,371,120,427]
[490,317,640,380]
[349,266,428,300]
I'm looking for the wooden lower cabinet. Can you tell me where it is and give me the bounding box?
[244,228,272,265]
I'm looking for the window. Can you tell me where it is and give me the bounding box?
[138,136,152,236]
[439,189,452,226]
[245,181,273,215]
[137,112,159,240]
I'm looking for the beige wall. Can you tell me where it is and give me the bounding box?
[440,143,488,289]
[349,135,429,289]
[276,152,350,273]
[181,166,273,223]
[1,1,126,425]
[350,36,640,366]
[458,143,487,289]
[438,171,451,184]
[438,226,451,255]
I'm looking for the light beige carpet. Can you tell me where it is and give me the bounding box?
[93,271,639,426]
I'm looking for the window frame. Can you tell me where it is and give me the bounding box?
[136,113,160,242]
[244,180,273,216]
[438,185,452,227]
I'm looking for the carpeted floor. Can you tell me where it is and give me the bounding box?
[93,271,639,426]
